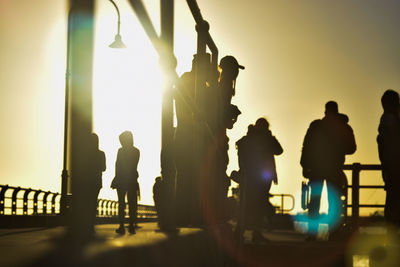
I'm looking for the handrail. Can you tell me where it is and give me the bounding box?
[302,164,384,220]
[270,193,295,213]
[0,184,157,219]
[343,163,383,219]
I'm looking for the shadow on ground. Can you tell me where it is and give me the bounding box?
[25,227,348,267]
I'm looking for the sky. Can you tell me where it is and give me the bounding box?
[0,0,399,215]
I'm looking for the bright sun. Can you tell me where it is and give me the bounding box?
[93,3,162,204]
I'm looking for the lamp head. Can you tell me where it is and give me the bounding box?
[109,34,126,48]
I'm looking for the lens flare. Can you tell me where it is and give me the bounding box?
[295,185,344,236]
[347,224,400,267]
[261,170,273,181]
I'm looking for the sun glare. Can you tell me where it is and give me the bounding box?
[93,2,163,204]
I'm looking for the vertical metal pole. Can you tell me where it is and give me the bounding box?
[61,10,73,216]
[192,22,208,224]
[352,163,360,220]
[160,0,175,229]
[68,0,95,235]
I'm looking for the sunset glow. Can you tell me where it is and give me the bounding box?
[1,0,399,214]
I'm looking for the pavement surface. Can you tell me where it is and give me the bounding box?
[0,222,399,267]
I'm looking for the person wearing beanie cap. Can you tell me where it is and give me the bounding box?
[301,101,356,239]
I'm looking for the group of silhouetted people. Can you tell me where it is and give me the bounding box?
[172,52,400,241]
[86,131,140,236]
[298,90,400,239]
[84,64,399,242]
[231,90,400,241]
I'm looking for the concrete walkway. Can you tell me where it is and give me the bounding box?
[0,223,398,267]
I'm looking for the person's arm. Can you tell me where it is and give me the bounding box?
[300,121,318,170]
[271,134,283,155]
[101,151,106,172]
[137,182,141,201]
[343,124,356,155]
[115,149,121,178]
[111,149,121,189]
[378,114,400,165]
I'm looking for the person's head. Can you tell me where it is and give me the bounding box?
[155,176,161,183]
[191,54,198,71]
[247,124,255,135]
[91,133,99,149]
[119,131,133,147]
[219,55,244,80]
[255,117,270,132]
[227,105,242,129]
[325,101,339,116]
[381,89,399,113]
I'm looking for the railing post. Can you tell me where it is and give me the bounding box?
[11,187,21,215]
[0,185,7,215]
[50,193,57,214]
[23,189,32,215]
[42,192,51,215]
[352,163,361,220]
[33,191,42,214]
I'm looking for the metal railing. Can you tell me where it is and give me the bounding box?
[270,194,295,214]
[0,185,157,219]
[343,163,384,219]
[0,185,61,215]
[301,164,384,220]
[96,198,157,219]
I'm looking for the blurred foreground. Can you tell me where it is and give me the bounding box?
[1,222,399,267]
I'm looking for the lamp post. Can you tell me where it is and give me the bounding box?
[60,0,126,216]
[60,10,73,216]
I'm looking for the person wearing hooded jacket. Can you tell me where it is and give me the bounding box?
[111,131,140,234]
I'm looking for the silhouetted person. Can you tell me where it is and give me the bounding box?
[173,58,197,226]
[218,55,244,130]
[88,133,106,232]
[111,131,140,234]
[210,56,243,226]
[235,118,283,242]
[301,101,356,237]
[377,89,400,227]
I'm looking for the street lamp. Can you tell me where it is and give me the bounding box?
[108,0,127,48]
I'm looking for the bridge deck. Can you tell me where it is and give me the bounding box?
[0,222,398,267]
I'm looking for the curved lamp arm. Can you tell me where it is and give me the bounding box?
[109,0,121,35]
[108,0,126,48]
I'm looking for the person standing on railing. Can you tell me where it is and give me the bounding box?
[111,131,140,235]
[301,101,356,239]
[88,133,106,233]
[234,118,283,243]
[377,89,400,228]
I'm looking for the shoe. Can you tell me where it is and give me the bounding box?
[128,224,136,234]
[115,226,125,235]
